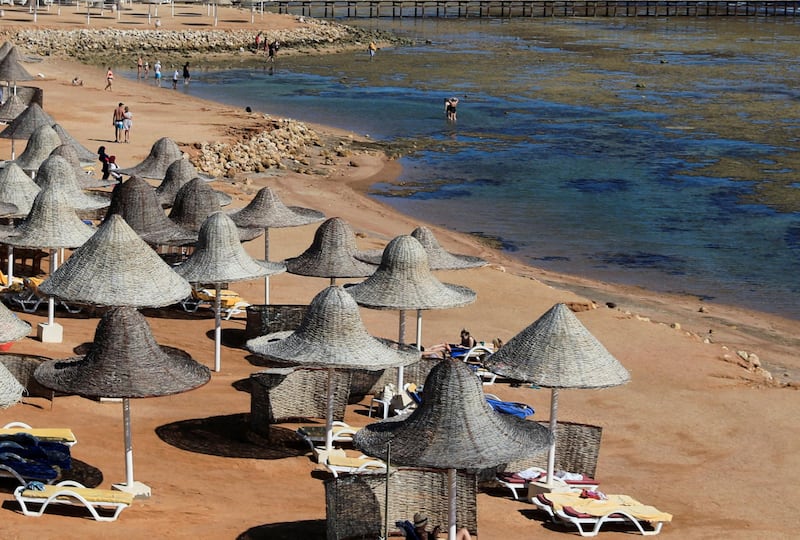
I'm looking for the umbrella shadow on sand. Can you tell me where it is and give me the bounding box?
[238,519,326,540]
[155,413,307,460]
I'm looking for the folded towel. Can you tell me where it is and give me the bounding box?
[544,492,673,523]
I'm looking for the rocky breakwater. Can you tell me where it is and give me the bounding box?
[191,116,349,179]
[8,18,402,61]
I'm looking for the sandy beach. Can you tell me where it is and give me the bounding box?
[0,5,798,539]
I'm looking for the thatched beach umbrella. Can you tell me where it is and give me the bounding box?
[155,158,225,208]
[346,235,476,389]
[34,155,109,213]
[105,176,197,247]
[13,124,61,176]
[483,303,630,486]
[355,360,551,540]
[50,144,112,189]
[0,202,17,218]
[248,286,419,452]
[34,307,210,498]
[0,162,40,218]
[52,123,96,165]
[38,214,191,309]
[358,226,487,271]
[284,217,376,285]
[0,93,27,123]
[116,137,183,179]
[3,185,94,330]
[229,186,325,303]
[169,178,261,242]
[0,103,55,159]
[175,212,284,372]
[0,301,30,408]
[0,50,33,101]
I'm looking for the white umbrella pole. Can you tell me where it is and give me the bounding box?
[415,309,422,351]
[263,228,270,304]
[47,249,57,326]
[7,245,13,284]
[214,283,222,372]
[397,310,406,390]
[123,397,134,488]
[448,468,457,540]
[545,388,560,486]
[325,368,335,453]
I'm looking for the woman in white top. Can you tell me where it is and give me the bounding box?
[122,106,133,143]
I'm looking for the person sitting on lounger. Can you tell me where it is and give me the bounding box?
[412,512,471,540]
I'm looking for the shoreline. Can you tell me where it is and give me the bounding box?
[1,8,799,539]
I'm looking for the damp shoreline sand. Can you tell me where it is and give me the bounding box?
[0,7,798,540]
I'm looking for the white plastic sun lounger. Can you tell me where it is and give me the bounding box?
[14,481,134,521]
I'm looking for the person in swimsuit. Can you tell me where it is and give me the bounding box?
[445,97,459,121]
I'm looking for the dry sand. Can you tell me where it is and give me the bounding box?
[0,6,798,540]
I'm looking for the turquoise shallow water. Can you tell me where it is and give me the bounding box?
[132,17,800,320]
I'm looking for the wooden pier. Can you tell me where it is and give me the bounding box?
[269,1,800,18]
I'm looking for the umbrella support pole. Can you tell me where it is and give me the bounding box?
[214,283,222,372]
[545,388,559,486]
[263,229,270,304]
[112,398,151,499]
[396,310,406,390]
[36,249,62,344]
[448,468,457,540]
[6,245,12,284]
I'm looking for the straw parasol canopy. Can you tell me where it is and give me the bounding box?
[52,123,96,165]
[355,359,551,540]
[483,302,630,485]
[14,124,61,174]
[34,306,210,496]
[175,212,285,372]
[229,186,325,304]
[0,103,55,142]
[169,178,261,242]
[358,226,487,271]
[346,235,476,311]
[247,286,419,370]
[105,176,197,247]
[247,285,419,451]
[0,93,27,123]
[229,186,326,229]
[0,161,40,217]
[117,137,183,179]
[0,363,24,409]
[0,42,14,62]
[2,185,94,249]
[155,158,227,207]
[0,51,33,84]
[0,301,31,344]
[34,155,109,212]
[175,212,284,284]
[35,307,210,398]
[0,201,17,218]
[38,214,191,308]
[284,217,377,282]
[49,144,112,189]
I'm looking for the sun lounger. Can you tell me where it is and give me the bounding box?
[0,429,73,486]
[1,422,78,446]
[296,421,359,451]
[14,480,134,521]
[496,467,598,500]
[323,453,387,478]
[484,394,534,419]
[532,491,671,536]
[180,287,250,320]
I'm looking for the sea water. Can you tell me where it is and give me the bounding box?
[141,17,800,320]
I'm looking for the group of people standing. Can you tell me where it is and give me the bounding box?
[136,56,190,88]
[254,32,280,63]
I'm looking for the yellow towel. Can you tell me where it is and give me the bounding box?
[545,492,672,523]
[21,485,134,505]
[327,455,384,469]
[0,428,77,444]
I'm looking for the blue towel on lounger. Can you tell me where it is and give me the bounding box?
[486,398,535,419]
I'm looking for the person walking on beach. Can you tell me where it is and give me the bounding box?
[98,146,110,180]
[172,68,179,90]
[267,40,279,63]
[104,67,114,91]
[368,41,377,59]
[154,60,162,87]
[122,105,133,143]
[112,102,125,143]
[183,62,191,85]
[137,56,143,79]
[143,60,149,78]
[445,96,459,121]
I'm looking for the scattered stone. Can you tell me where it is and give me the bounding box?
[670,322,681,330]
[699,306,709,313]
[606,302,617,309]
